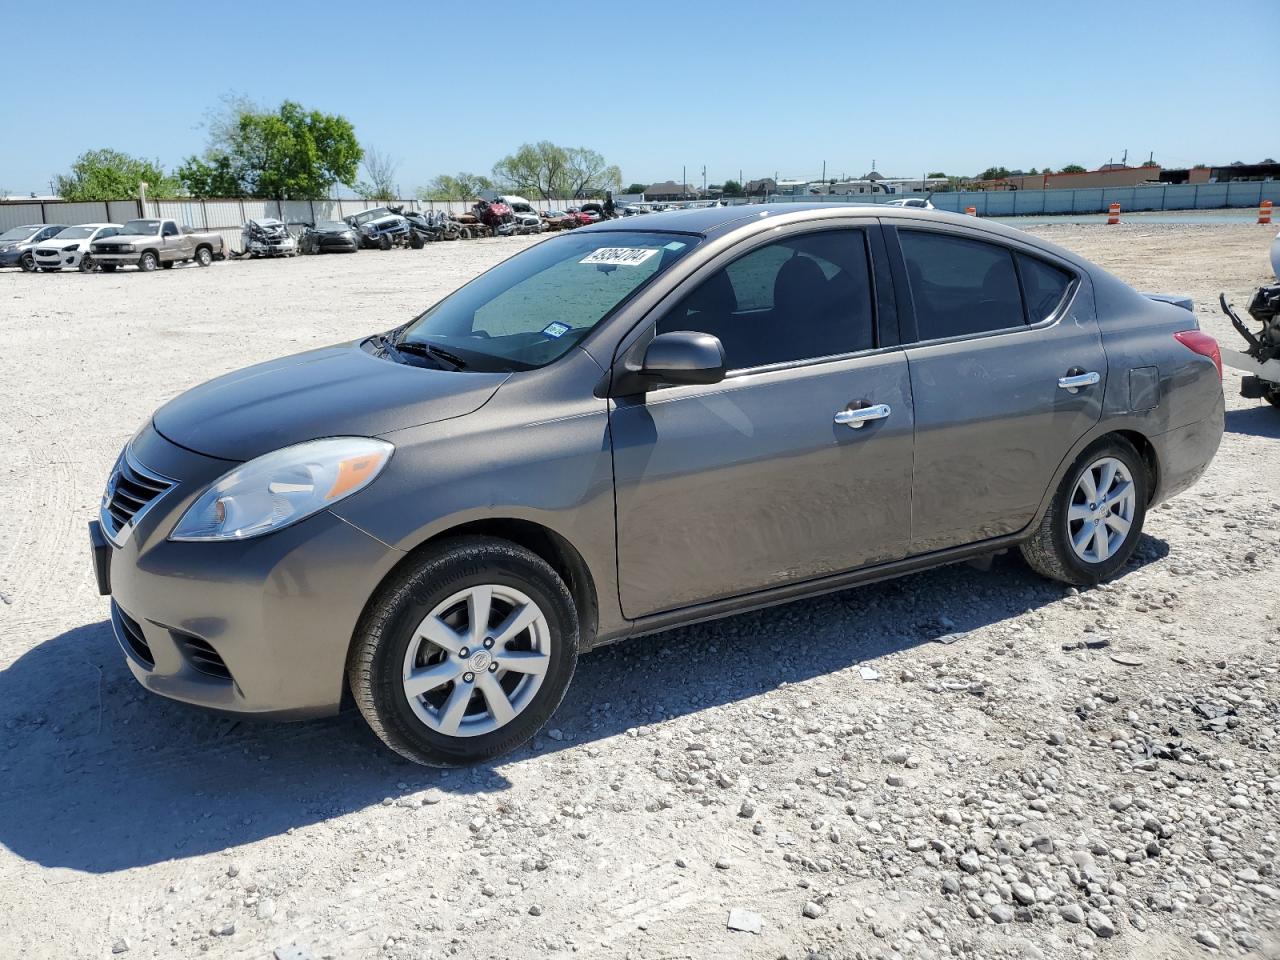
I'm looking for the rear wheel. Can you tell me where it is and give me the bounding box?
[1021,436,1148,585]
[138,251,159,272]
[19,251,35,272]
[195,246,213,267]
[348,537,579,766]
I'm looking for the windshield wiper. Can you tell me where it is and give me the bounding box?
[394,339,467,370]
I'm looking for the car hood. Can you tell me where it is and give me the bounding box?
[152,341,509,460]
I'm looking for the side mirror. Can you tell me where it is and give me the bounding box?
[640,331,726,386]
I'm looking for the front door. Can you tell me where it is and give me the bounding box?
[889,225,1106,553]
[610,226,915,619]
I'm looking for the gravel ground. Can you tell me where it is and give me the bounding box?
[0,224,1278,960]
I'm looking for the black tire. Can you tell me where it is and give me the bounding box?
[459,227,473,240]
[100,264,117,272]
[194,246,213,267]
[19,251,35,272]
[138,251,159,272]
[161,261,174,270]
[410,233,424,249]
[1020,435,1149,586]
[78,255,95,273]
[378,234,393,251]
[348,536,579,766]
[1264,387,1280,409]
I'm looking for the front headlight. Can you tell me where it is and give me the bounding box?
[64,243,80,252]
[169,437,393,542]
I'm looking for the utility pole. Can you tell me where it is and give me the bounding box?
[682,165,686,198]
[702,165,707,195]
[822,160,826,184]
[1122,148,1128,167]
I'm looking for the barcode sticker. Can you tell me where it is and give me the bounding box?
[579,247,659,266]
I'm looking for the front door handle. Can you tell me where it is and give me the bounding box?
[834,402,891,429]
[1057,369,1100,393]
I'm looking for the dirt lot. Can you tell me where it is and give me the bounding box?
[1,223,1277,960]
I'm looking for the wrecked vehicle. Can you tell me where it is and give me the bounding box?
[299,221,361,254]
[1221,284,1280,408]
[346,206,416,250]
[241,219,298,258]
[497,196,546,234]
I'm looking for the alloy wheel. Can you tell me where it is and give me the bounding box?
[1067,456,1137,564]
[401,584,551,738]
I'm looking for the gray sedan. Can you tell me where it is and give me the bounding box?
[91,204,1224,765]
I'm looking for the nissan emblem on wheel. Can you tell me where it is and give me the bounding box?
[89,203,1225,766]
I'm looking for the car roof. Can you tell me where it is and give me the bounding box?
[579,201,1091,268]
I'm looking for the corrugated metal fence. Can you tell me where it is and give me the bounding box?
[0,196,598,251]
[754,180,1280,216]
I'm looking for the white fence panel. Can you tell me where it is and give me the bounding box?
[0,203,45,231]
[205,201,246,229]
[48,202,110,226]
[107,200,140,223]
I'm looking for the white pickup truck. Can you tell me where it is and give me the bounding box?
[89,218,225,272]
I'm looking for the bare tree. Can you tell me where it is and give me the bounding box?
[563,147,621,199]
[356,148,399,200]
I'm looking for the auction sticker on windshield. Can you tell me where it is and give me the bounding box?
[579,247,659,266]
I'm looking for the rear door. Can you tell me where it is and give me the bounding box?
[887,224,1105,553]
[610,222,915,618]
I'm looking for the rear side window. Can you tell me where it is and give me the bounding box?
[899,231,1025,340]
[1018,254,1074,322]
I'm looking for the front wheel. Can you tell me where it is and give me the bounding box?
[348,537,579,766]
[78,255,95,273]
[195,246,213,267]
[1020,436,1148,585]
[138,251,159,272]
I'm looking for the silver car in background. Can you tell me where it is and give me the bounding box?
[91,204,1224,766]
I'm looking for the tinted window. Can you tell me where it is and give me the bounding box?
[162,222,179,237]
[658,230,874,370]
[899,231,1024,340]
[1018,254,1073,322]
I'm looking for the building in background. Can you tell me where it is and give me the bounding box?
[643,181,697,201]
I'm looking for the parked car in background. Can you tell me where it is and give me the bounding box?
[497,196,546,234]
[886,197,935,209]
[299,220,361,254]
[89,219,224,272]
[346,207,412,249]
[0,223,69,271]
[241,219,297,258]
[32,223,121,272]
[92,204,1224,767]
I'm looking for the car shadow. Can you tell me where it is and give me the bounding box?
[1225,404,1280,438]
[0,536,1167,873]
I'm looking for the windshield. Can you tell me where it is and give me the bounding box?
[119,219,161,235]
[0,226,40,243]
[398,231,699,371]
[317,221,349,230]
[53,225,102,240]
[352,208,391,225]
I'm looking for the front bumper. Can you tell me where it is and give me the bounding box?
[90,251,138,265]
[96,425,403,719]
[34,251,80,268]
[0,248,26,266]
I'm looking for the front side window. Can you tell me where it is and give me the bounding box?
[899,231,1025,340]
[1018,254,1074,322]
[398,231,699,371]
[658,230,875,370]
[162,222,179,237]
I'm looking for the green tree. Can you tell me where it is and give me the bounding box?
[56,148,181,200]
[1140,158,1159,168]
[979,166,1011,181]
[492,142,620,199]
[624,182,648,195]
[1059,164,1087,174]
[418,172,494,201]
[179,99,362,199]
[721,179,744,197]
[926,171,947,178]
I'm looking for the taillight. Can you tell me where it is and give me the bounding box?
[1173,330,1222,379]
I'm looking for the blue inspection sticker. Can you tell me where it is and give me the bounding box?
[542,321,571,339]
[663,241,686,251]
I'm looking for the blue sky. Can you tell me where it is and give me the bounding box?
[1,0,1273,196]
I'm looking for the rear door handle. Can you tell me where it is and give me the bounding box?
[1057,370,1100,393]
[834,403,891,429]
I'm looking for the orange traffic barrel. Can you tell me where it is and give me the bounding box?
[965,206,977,216]
[1260,200,1273,225]
[1107,202,1121,225]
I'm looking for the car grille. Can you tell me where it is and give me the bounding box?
[35,248,56,256]
[95,244,125,253]
[177,634,232,680]
[112,602,154,668]
[101,448,174,544]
